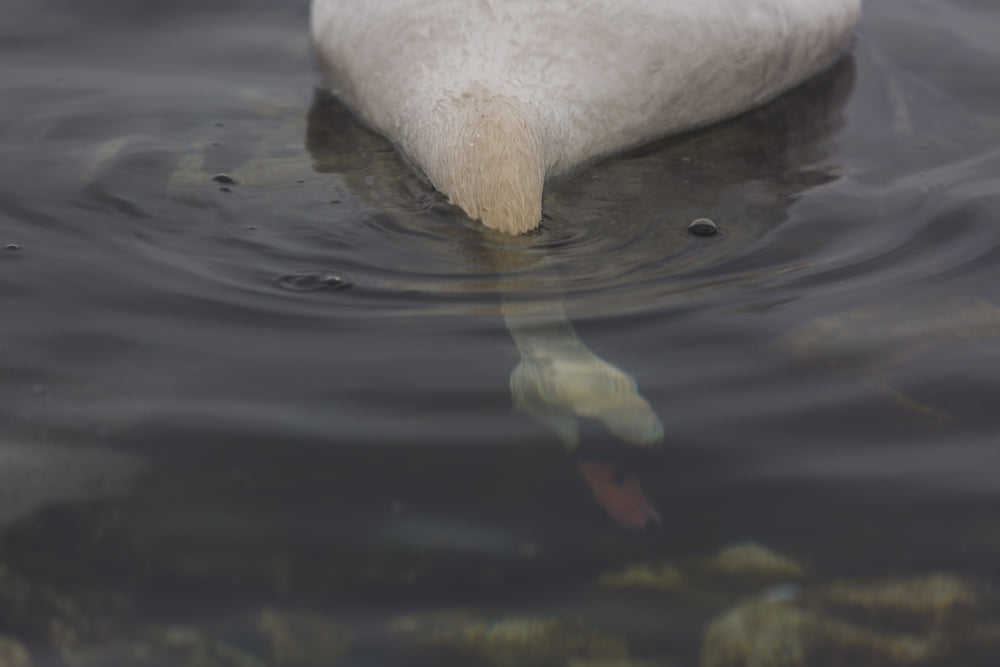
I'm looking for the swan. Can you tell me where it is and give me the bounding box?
[310,0,860,234]
[309,0,859,529]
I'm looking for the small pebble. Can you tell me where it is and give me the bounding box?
[4,243,20,250]
[218,186,232,192]
[211,173,237,185]
[680,156,692,163]
[688,218,719,236]
[330,199,341,204]
[296,178,305,184]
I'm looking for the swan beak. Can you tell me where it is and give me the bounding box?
[576,460,662,531]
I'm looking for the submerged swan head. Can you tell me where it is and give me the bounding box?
[311,0,860,233]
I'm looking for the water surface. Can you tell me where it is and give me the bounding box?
[2,0,1000,665]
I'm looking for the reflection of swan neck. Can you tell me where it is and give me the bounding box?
[408,91,544,235]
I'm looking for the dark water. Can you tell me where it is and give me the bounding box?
[2,0,1000,665]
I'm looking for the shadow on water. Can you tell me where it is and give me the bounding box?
[3,0,1000,665]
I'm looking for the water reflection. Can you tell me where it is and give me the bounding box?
[778,296,1000,426]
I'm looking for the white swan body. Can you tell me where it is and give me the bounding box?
[311,0,859,233]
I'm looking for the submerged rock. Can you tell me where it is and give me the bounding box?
[701,597,931,667]
[0,563,115,654]
[389,611,629,667]
[821,574,980,636]
[0,636,31,667]
[58,627,268,667]
[597,562,685,594]
[824,574,977,614]
[151,626,267,667]
[257,609,356,667]
[0,562,271,667]
[701,573,1000,667]
[704,542,806,580]
[596,542,802,598]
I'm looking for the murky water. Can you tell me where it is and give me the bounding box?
[2,0,1000,665]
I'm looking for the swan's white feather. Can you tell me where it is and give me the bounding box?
[311,0,860,233]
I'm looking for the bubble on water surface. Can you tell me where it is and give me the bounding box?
[211,173,237,185]
[688,218,719,236]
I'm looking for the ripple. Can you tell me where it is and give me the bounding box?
[12,43,1000,343]
[1,56,870,328]
[275,270,352,293]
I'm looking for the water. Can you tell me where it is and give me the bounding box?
[2,0,1000,664]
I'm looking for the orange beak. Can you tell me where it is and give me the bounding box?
[576,460,662,531]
